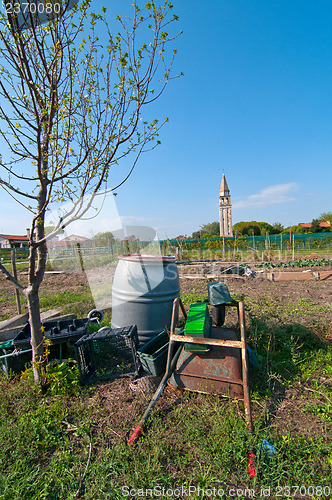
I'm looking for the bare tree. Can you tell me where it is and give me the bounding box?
[0,0,181,383]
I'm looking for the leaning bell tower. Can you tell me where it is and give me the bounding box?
[219,173,233,237]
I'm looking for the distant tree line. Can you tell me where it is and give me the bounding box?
[191,212,332,238]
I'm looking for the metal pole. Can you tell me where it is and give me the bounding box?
[238,301,256,479]
[128,298,185,446]
[0,348,32,360]
[128,342,182,446]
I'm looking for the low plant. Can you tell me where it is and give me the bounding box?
[181,292,208,305]
[257,258,332,269]
[22,360,80,396]
[21,335,80,396]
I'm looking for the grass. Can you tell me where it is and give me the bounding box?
[181,292,208,305]
[39,289,96,318]
[0,287,96,322]
[0,376,330,499]
[0,261,30,271]
[0,285,331,498]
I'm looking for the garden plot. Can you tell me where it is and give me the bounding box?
[0,264,331,497]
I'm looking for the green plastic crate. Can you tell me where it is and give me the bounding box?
[184,302,211,352]
[137,330,169,376]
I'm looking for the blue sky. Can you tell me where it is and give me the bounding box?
[1,0,332,239]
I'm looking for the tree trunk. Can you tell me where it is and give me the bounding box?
[26,284,44,384]
[26,228,48,384]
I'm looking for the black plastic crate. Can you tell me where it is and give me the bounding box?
[74,325,141,384]
[13,319,89,349]
[0,345,32,378]
[0,318,89,378]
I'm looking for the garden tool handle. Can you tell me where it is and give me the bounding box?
[248,452,256,479]
[128,423,144,446]
[128,341,183,447]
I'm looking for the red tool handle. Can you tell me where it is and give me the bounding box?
[248,452,256,478]
[128,423,144,447]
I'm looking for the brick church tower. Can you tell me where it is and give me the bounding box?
[219,173,233,237]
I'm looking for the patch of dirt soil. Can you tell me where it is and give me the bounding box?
[250,382,332,440]
[74,377,183,446]
[1,265,331,445]
[272,385,331,438]
[180,273,332,306]
[0,270,89,320]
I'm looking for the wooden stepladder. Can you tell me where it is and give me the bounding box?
[129,297,256,479]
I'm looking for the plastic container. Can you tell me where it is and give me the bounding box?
[207,283,233,327]
[111,255,180,345]
[184,302,211,352]
[13,318,89,349]
[0,346,31,378]
[137,330,169,376]
[207,282,232,305]
[74,325,141,384]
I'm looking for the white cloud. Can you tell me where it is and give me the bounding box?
[233,182,298,209]
[120,215,158,224]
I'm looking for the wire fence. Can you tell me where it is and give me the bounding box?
[160,232,332,262]
[0,248,29,261]
[1,232,331,264]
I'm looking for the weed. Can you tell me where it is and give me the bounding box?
[181,293,208,305]
[47,361,80,396]
[304,401,332,423]
[22,360,80,397]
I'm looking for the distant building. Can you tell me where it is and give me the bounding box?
[48,234,92,247]
[0,229,32,249]
[299,221,331,229]
[219,173,233,237]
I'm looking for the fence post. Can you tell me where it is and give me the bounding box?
[76,243,85,272]
[233,233,237,261]
[11,249,22,314]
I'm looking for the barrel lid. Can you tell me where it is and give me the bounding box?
[119,254,176,263]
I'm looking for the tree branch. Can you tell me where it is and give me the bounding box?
[0,262,25,291]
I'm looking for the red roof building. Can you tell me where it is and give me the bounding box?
[174,235,188,240]
[299,221,331,228]
[0,233,29,249]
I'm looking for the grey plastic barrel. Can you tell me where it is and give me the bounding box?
[111,255,180,345]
